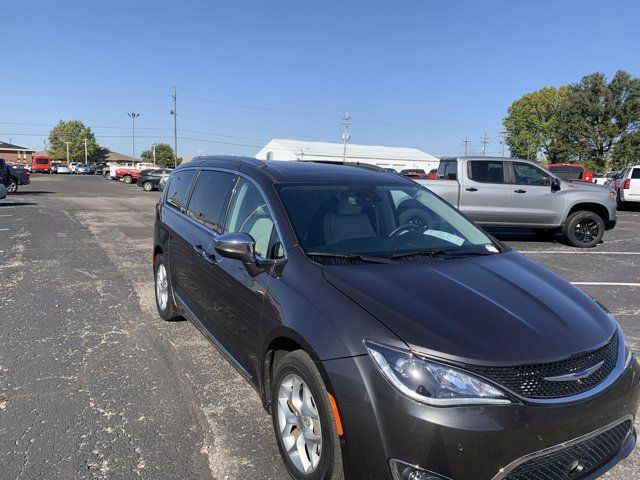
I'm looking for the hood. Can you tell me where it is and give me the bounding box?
[561,179,613,192]
[323,252,616,366]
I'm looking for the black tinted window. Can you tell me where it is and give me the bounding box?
[166,169,196,210]
[468,161,505,183]
[513,162,551,186]
[186,170,236,233]
[437,160,457,180]
[632,169,640,179]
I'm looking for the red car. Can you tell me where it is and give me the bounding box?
[547,163,594,183]
[399,168,427,179]
[32,155,52,174]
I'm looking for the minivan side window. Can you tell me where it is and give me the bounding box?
[632,168,640,179]
[166,169,196,210]
[468,161,505,183]
[226,178,283,259]
[186,170,236,233]
[513,162,551,186]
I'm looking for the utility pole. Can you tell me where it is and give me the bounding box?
[64,141,71,164]
[127,112,140,159]
[171,86,178,168]
[83,138,88,164]
[152,144,156,164]
[462,137,471,156]
[481,132,489,157]
[342,110,351,163]
[499,131,507,157]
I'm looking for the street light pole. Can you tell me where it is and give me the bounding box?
[64,141,71,164]
[127,113,140,160]
[152,144,156,164]
[83,138,88,164]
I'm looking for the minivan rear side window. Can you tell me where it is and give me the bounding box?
[468,161,505,183]
[632,168,640,179]
[166,169,196,210]
[186,170,236,233]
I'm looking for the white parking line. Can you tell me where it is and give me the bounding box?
[0,214,12,217]
[521,251,640,255]
[0,228,9,231]
[572,282,640,287]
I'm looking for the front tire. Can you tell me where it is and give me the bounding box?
[563,211,604,248]
[154,255,180,321]
[7,178,18,194]
[272,350,344,480]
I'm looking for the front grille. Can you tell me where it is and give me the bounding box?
[503,419,632,480]
[466,332,618,399]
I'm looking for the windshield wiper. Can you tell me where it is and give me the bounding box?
[307,252,391,264]
[391,248,496,260]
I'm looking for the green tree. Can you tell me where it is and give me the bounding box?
[502,86,570,161]
[140,143,177,167]
[48,120,100,162]
[613,130,640,169]
[560,70,640,171]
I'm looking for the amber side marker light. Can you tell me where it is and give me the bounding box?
[328,393,344,436]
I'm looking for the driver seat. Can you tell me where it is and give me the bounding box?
[323,195,376,245]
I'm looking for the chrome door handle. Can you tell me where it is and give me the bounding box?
[514,189,527,193]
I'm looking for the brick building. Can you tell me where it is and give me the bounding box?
[0,141,36,166]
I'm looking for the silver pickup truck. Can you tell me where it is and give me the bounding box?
[417,156,617,248]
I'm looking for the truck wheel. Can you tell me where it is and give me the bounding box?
[143,181,154,191]
[563,211,604,248]
[7,178,18,194]
[123,175,133,184]
[154,255,181,321]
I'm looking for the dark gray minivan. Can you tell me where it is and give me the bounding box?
[153,156,639,480]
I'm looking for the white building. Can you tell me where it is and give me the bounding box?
[256,139,439,173]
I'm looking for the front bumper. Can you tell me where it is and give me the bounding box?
[322,354,640,480]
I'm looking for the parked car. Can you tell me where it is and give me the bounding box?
[547,162,594,183]
[418,156,617,248]
[593,173,610,185]
[137,168,173,191]
[616,165,640,207]
[0,182,6,199]
[154,156,639,480]
[5,165,30,193]
[69,162,80,174]
[76,164,92,175]
[399,168,427,179]
[115,166,141,184]
[158,174,168,191]
[93,163,108,175]
[427,168,438,179]
[51,162,61,174]
[32,155,52,174]
[56,164,71,174]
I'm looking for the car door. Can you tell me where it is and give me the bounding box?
[627,168,640,201]
[179,169,238,325]
[201,176,283,380]
[163,169,202,314]
[459,160,511,224]
[509,161,564,226]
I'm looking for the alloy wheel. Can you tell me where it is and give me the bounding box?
[574,219,599,244]
[277,373,323,474]
[156,263,169,311]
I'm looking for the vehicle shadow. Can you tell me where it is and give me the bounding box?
[487,228,573,247]
[10,191,53,195]
[0,201,38,207]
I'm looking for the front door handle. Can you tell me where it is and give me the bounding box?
[514,189,527,194]
[465,187,478,192]
[194,244,216,265]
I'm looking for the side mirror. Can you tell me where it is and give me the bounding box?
[213,232,256,264]
[551,178,561,192]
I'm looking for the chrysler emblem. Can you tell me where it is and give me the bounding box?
[544,361,605,382]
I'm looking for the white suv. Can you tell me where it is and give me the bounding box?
[617,165,640,207]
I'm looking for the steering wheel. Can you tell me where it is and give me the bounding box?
[389,223,422,237]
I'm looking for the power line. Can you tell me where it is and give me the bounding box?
[481,132,489,157]
[462,137,470,155]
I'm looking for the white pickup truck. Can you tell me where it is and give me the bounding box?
[417,156,618,248]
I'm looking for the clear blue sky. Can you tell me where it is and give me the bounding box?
[2,0,638,159]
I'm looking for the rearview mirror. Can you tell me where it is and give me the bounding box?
[213,232,256,264]
[551,177,561,192]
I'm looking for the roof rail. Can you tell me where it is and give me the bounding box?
[298,159,386,172]
[193,155,267,168]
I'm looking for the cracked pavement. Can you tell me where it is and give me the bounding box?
[0,175,639,479]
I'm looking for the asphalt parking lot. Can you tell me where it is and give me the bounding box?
[1,175,639,479]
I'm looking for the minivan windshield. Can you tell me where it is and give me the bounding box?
[277,183,498,260]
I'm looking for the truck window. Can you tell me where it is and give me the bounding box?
[468,161,505,183]
[513,162,551,186]
[166,170,196,210]
[437,160,457,180]
[186,170,236,233]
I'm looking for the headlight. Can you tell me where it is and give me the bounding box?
[366,341,511,406]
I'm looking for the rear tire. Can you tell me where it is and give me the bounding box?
[271,350,344,480]
[123,175,133,184]
[154,254,180,321]
[562,211,604,248]
[7,178,18,194]
[143,181,154,191]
